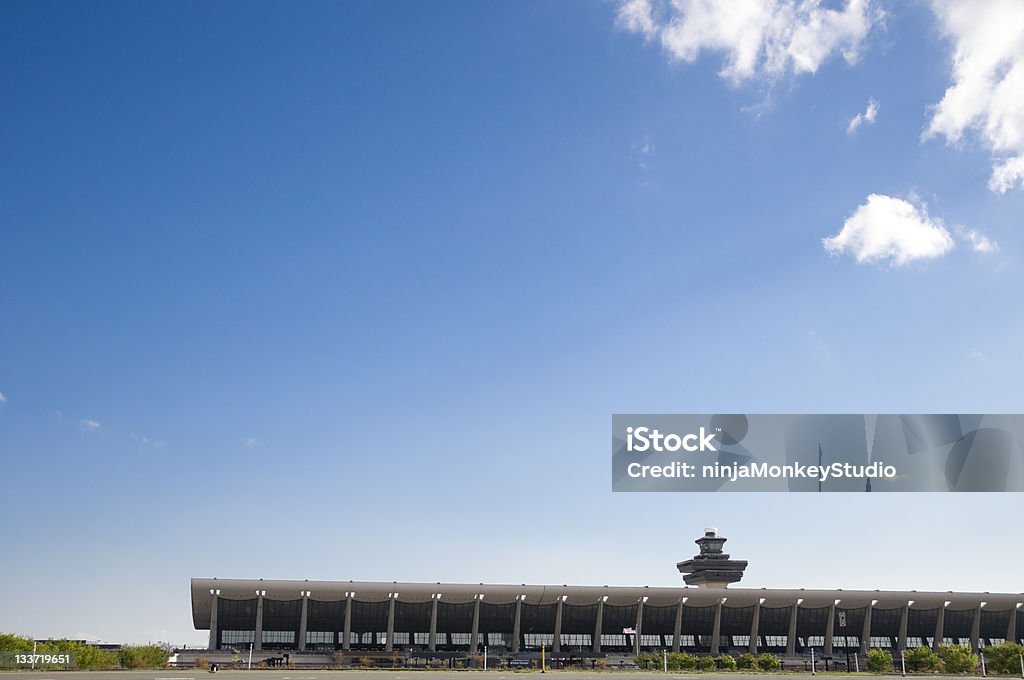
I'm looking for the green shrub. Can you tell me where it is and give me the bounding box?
[983,642,1024,675]
[0,634,119,670]
[0,634,34,654]
[697,655,716,670]
[119,645,169,669]
[665,652,698,670]
[904,646,940,672]
[735,652,756,669]
[716,654,737,670]
[938,644,978,674]
[867,648,893,673]
[757,652,781,671]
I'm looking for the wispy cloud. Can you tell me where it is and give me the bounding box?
[632,137,655,170]
[81,419,102,432]
[244,437,258,448]
[0,392,6,405]
[617,0,883,84]
[923,0,1024,192]
[129,432,164,447]
[847,98,878,134]
[822,194,955,266]
[957,227,998,253]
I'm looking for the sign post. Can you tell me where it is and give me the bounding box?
[839,610,850,673]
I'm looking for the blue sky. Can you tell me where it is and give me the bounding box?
[1,0,1023,645]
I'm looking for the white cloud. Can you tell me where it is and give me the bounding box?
[617,0,883,84]
[632,137,655,169]
[847,97,879,134]
[923,0,1024,192]
[0,392,6,405]
[822,194,955,266]
[244,437,258,448]
[958,227,998,253]
[81,419,102,431]
[990,156,1024,193]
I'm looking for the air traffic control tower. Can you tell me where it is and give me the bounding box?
[677,527,748,588]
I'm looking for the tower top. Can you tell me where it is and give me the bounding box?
[677,529,748,588]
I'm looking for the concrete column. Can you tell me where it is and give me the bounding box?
[470,597,481,655]
[254,593,265,652]
[512,597,522,654]
[711,599,723,656]
[786,602,799,656]
[749,601,761,655]
[634,599,645,656]
[553,598,564,653]
[933,606,945,652]
[429,596,439,652]
[342,594,352,651]
[1006,606,1017,646]
[825,603,836,655]
[592,599,604,654]
[673,599,685,653]
[385,596,396,652]
[298,593,309,651]
[970,604,982,653]
[897,603,909,652]
[208,592,219,651]
[860,605,873,655]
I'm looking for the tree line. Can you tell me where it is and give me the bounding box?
[0,632,169,669]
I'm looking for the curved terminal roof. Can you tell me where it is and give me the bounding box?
[190,577,1023,630]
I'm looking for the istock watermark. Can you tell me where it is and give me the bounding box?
[612,414,1024,492]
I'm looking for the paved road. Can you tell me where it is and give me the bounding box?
[0,675,784,680]
[0,672,975,680]
[0,673,840,680]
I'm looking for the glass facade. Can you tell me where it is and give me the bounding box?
[870,608,902,648]
[307,600,344,636]
[943,609,975,646]
[305,631,334,646]
[479,602,515,635]
[262,599,301,649]
[981,608,1010,645]
[562,604,598,635]
[221,630,254,645]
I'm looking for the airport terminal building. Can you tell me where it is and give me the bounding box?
[191,530,1023,662]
